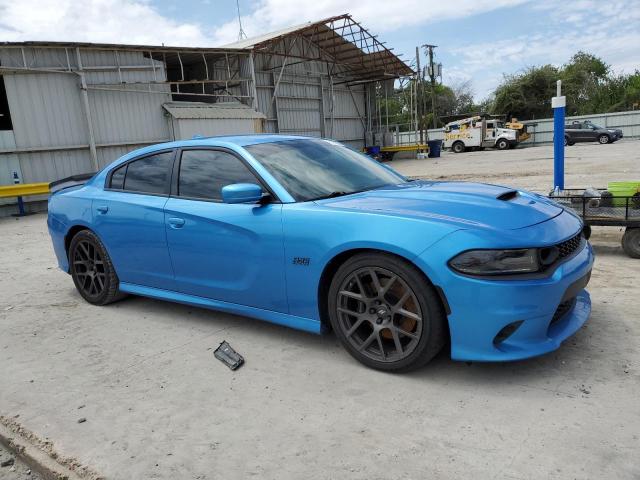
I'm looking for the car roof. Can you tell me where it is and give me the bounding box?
[158,134,313,149]
[114,134,318,164]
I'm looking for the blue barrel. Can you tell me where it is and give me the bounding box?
[427,140,442,158]
[365,146,381,157]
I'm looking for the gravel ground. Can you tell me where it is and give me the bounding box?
[0,140,638,479]
[0,442,42,480]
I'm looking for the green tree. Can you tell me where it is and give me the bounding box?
[489,52,638,119]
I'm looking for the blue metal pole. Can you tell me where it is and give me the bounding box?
[552,80,566,191]
[12,171,25,216]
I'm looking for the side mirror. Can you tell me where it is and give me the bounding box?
[221,183,263,204]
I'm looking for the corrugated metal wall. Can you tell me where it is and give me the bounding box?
[0,42,373,215]
[172,118,258,139]
[0,46,172,193]
[253,40,367,149]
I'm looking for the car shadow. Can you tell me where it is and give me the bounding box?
[107,291,604,388]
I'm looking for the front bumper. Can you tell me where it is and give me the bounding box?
[416,223,595,362]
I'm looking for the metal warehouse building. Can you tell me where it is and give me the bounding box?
[0,14,412,215]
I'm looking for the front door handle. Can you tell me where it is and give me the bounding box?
[96,205,109,214]
[168,217,185,228]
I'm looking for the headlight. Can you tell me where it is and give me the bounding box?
[449,249,540,275]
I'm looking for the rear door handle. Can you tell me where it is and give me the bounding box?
[96,205,109,214]
[168,217,185,228]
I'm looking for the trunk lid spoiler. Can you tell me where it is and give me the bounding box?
[49,173,96,194]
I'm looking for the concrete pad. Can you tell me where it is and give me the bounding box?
[1,141,639,479]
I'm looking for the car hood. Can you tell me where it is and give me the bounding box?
[316,181,564,230]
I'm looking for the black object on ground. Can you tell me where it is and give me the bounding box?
[1,457,15,467]
[214,341,244,370]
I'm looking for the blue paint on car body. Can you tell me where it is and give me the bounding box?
[47,134,594,362]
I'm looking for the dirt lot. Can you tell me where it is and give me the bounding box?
[0,140,639,479]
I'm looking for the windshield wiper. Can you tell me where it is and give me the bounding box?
[310,191,350,201]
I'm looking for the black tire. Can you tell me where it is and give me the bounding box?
[564,136,569,146]
[598,134,610,144]
[600,191,613,207]
[451,141,465,154]
[327,253,447,372]
[496,138,509,150]
[380,151,396,162]
[622,228,640,259]
[69,230,124,305]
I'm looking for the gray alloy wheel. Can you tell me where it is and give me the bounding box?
[69,230,124,305]
[452,141,465,154]
[598,134,610,144]
[328,253,446,372]
[622,228,640,258]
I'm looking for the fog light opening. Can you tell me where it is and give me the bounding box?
[493,320,524,346]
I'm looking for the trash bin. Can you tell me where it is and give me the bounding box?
[427,140,442,158]
[365,146,381,158]
[608,181,640,206]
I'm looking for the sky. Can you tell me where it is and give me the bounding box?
[0,0,639,99]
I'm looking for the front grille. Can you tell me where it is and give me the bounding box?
[550,297,577,326]
[539,232,584,272]
[557,233,583,260]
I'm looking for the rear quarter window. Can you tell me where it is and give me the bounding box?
[107,151,174,195]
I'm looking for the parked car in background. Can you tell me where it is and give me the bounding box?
[47,135,594,372]
[564,121,623,145]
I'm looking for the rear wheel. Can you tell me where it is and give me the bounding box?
[496,138,509,150]
[451,141,465,154]
[69,230,124,305]
[622,228,640,258]
[598,134,610,144]
[328,253,447,372]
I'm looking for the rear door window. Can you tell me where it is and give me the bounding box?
[177,149,263,201]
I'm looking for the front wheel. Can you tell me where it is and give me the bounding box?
[69,230,124,305]
[622,228,640,258]
[496,138,509,150]
[451,141,465,154]
[598,134,610,144]
[328,253,447,372]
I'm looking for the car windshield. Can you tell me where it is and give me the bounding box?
[245,139,406,202]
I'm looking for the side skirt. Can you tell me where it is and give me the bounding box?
[119,282,322,334]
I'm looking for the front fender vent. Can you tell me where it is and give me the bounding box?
[496,190,519,201]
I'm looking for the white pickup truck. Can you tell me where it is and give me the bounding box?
[443,116,519,153]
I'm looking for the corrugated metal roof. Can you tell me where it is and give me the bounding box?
[222,22,316,49]
[221,14,413,80]
[0,41,244,54]
[162,102,266,120]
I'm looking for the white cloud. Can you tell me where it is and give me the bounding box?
[0,0,530,47]
[447,0,640,98]
[213,0,530,45]
[0,0,216,46]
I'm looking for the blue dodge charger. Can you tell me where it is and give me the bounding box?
[47,135,594,372]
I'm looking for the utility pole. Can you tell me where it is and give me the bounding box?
[236,0,247,40]
[415,47,423,144]
[423,44,438,129]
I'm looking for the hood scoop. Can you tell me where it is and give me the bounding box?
[496,190,519,201]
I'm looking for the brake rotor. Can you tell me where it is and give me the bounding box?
[380,281,417,340]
